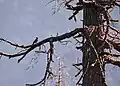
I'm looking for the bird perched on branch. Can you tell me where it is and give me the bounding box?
[32,37,38,44]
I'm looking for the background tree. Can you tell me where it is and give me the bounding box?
[0,0,120,86]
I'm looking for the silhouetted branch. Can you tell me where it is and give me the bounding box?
[0,28,84,62]
[26,41,54,86]
[0,38,30,48]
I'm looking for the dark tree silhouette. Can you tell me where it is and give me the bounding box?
[0,0,120,86]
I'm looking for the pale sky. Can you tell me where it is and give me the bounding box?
[0,0,120,86]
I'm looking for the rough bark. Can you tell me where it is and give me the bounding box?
[82,4,106,86]
[82,33,106,86]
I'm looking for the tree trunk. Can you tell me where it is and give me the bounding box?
[82,2,106,86]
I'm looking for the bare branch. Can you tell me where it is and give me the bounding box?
[0,28,84,63]
[0,38,30,48]
[26,39,55,86]
[105,58,120,67]
[0,51,25,58]
[100,52,120,57]
[107,40,120,52]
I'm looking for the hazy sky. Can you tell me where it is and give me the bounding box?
[0,0,120,86]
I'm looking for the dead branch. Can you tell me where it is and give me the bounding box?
[0,38,31,48]
[76,61,89,85]
[107,40,120,52]
[26,41,54,86]
[0,28,85,63]
[26,60,52,86]
[100,52,120,57]
[105,58,120,67]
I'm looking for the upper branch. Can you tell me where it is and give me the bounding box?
[0,28,84,62]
